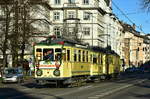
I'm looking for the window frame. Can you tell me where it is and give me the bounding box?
[86,51,89,62]
[68,11,75,18]
[83,12,91,20]
[67,49,71,61]
[54,27,61,36]
[83,0,89,5]
[78,50,81,62]
[68,0,75,4]
[82,51,85,62]
[54,0,61,5]
[53,12,60,20]
[74,49,77,62]
[83,27,90,35]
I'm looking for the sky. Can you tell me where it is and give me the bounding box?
[112,0,150,34]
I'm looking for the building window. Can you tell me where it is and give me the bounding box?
[83,0,89,5]
[68,0,75,4]
[54,0,61,4]
[68,27,75,35]
[83,12,91,20]
[83,27,90,35]
[68,11,75,18]
[53,12,60,20]
[54,27,61,36]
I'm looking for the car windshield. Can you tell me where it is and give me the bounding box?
[4,68,18,75]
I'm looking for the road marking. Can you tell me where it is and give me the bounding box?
[78,85,93,90]
[88,79,147,99]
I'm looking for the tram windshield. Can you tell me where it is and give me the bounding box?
[35,48,62,61]
[43,49,54,61]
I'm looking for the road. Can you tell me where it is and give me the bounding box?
[0,73,149,99]
[103,78,150,99]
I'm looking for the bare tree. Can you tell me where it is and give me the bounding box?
[141,0,150,11]
[0,0,14,69]
[0,0,50,68]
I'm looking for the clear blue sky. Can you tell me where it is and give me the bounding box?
[112,0,150,34]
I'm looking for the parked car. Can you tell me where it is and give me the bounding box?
[2,67,24,83]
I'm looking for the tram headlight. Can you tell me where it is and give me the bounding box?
[53,69,60,76]
[36,69,43,76]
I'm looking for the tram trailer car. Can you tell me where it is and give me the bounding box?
[34,38,121,86]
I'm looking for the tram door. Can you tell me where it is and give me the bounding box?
[62,48,72,77]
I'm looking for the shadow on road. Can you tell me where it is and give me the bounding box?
[132,93,150,98]
[0,88,64,99]
[0,88,40,99]
[22,82,66,89]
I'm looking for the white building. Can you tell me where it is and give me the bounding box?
[103,14,123,56]
[47,0,123,57]
[48,0,112,47]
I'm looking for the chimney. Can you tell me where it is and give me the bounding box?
[132,23,136,30]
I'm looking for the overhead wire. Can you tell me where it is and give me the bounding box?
[112,0,145,33]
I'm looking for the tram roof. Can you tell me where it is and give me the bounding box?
[36,36,119,56]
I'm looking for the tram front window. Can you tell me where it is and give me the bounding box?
[55,48,62,61]
[43,49,54,61]
[36,49,42,61]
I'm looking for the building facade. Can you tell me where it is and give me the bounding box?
[121,23,150,68]
[48,0,112,46]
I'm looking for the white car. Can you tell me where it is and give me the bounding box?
[2,68,24,83]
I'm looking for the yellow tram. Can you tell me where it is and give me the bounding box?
[33,37,121,86]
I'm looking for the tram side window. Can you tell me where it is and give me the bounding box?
[108,56,113,64]
[62,48,66,61]
[98,54,100,64]
[86,51,88,62]
[90,54,92,63]
[74,49,77,62]
[93,55,97,64]
[82,51,85,62]
[67,50,70,61]
[101,54,103,64]
[36,48,42,61]
[78,50,81,62]
[113,57,116,65]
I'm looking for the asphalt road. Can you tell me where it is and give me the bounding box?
[103,78,150,99]
[0,73,149,99]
